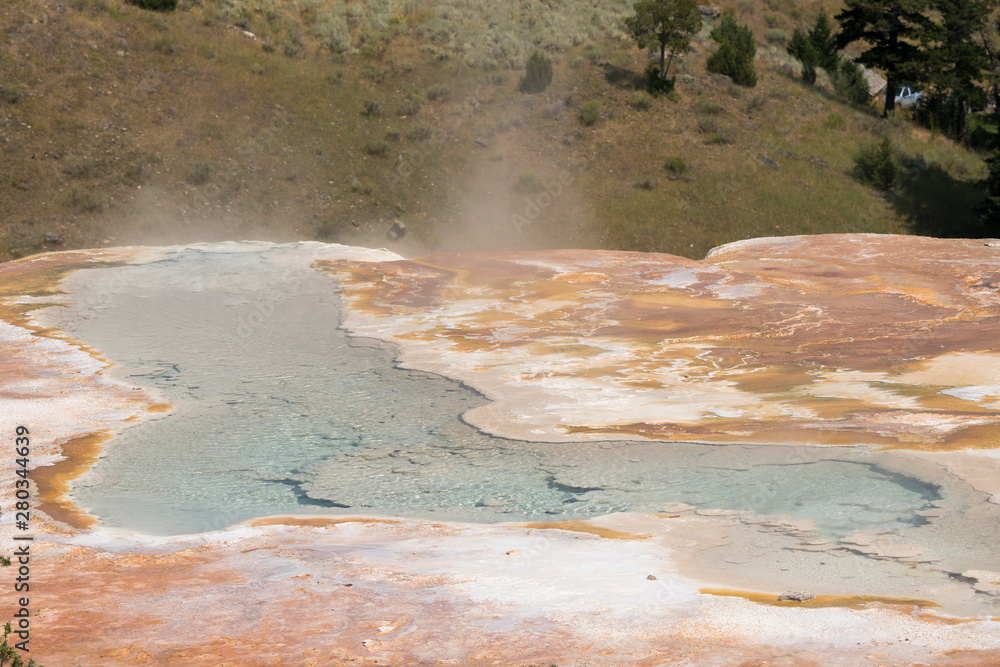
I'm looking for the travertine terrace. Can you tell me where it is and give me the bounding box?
[2,235,999,666]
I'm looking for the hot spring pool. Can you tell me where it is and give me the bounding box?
[38,245,940,536]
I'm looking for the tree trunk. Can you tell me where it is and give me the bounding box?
[884,30,899,118]
[884,79,897,117]
[994,82,1000,151]
[956,97,968,145]
[659,42,666,79]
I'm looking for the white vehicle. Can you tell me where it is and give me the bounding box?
[893,84,924,109]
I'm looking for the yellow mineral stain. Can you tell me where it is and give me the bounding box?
[146,403,173,413]
[0,252,127,332]
[313,261,399,317]
[892,422,1000,452]
[524,521,651,540]
[749,427,899,447]
[540,344,607,358]
[33,431,112,530]
[0,252,168,532]
[552,272,609,283]
[699,588,939,609]
[409,257,473,285]
[511,281,594,304]
[918,613,1000,625]
[626,292,730,310]
[565,422,912,447]
[325,252,1000,454]
[726,366,818,394]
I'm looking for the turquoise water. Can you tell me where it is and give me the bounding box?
[42,245,940,536]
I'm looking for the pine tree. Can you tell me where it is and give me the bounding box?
[831,57,873,104]
[808,14,840,71]
[788,15,842,86]
[625,0,703,83]
[979,15,1000,147]
[787,29,818,84]
[0,622,42,667]
[836,0,934,116]
[707,14,757,87]
[922,0,992,143]
[519,52,553,94]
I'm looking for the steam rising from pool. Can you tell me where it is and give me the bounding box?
[39,245,939,536]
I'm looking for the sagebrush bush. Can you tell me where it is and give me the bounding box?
[283,32,305,58]
[406,124,432,141]
[579,101,600,126]
[312,14,351,53]
[697,117,733,144]
[361,99,382,116]
[425,84,451,101]
[0,86,21,104]
[153,37,174,53]
[514,171,542,193]
[349,178,375,195]
[214,0,248,25]
[765,28,789,44]
[186,160,212,185]
[824,113,847,130]
[397,96,422,116]
[62,157,96,178]
[519,51,553,94]
[64,186,104,212]
[628,91,655,110]
[665,155,688,174]
[697,100,721,115]
[364,140,389,157]
[314,217,338,240]
[853,137,897,190]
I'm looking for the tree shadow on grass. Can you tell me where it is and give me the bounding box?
[599,62,646,90]
[890,155,987,238]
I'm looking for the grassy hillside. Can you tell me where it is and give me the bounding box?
[0,0,991,262]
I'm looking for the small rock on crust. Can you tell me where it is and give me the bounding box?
[647,574,657,581]
[777,591,815,602]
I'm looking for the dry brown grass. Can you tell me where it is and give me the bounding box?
[0,0,988,262]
